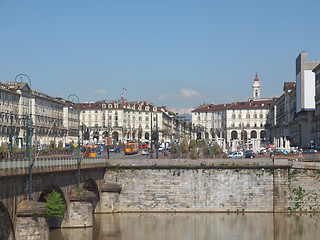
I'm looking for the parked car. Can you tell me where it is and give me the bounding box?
[244,150,255,158]
[302,149,318,154]
[142,148,149,155]
[228,151,243,159]
[275,149,288,155]
[259,148,267,155]
[109,147,115,152]
[114,147,121,153]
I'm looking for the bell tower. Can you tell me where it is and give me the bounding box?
[252,73,260,99]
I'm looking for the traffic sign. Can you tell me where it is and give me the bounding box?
[73,142,78,148]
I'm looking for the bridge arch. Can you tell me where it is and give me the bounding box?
[38,184,67,206]
[0,201,15,240]
[83,179,100,199]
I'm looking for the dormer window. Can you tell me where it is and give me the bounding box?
[145,106,149,111]
[108,104,112,108]
[102,104,106,108]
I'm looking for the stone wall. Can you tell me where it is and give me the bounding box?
[103,168,275,212]
[102,167,320,213]
[288,169,320,211]
[15,216,49,240]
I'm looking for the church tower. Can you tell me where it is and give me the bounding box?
[252,73,260,99]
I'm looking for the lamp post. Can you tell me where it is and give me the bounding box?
[150,113,153,159]
[15,74,33,200]
[156,113,158,159]
[68,94,81,187]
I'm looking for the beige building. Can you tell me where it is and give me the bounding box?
[79,99,189,144]
[192,74,274,143]
[0,82,78,148]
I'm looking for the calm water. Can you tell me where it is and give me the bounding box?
[50,213,320,240]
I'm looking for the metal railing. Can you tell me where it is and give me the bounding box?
[0,157,107,171]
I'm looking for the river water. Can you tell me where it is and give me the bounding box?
[50,213,320,240]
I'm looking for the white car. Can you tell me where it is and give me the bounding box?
[142,149,149,155]
[228,151,243,159]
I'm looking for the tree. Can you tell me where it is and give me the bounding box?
[170,141,177,154]
[203,142,210,156]
[12,142,19,154]
[212,142,222,155]
[49,140,56,150]
[180,139,188,153]
[58,140,63,148]
[190,147,198,159]
[0,142,9,154]
[45,190,66,218]
[189,139,197,150]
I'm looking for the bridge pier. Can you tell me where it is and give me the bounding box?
[63,188,97,228]
[16,200,49,240]
[98,182,122,213]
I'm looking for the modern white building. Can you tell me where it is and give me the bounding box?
[192,74,274,143]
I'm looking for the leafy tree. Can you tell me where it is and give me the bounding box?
[58,140,63,148]
[212,142,222,155]
[180,139,188,153]
[70,140,75,152]
[0,142,9,154]
[49,140,56,150]
[189,139,197,150]
[12,142,19,154]
[190,147,198,159]
[170,141,177,154]
[203,142,210,156]
[45,190,66,218]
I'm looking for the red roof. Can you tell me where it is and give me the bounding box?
[254,73,259,81]
[192,99,275,112]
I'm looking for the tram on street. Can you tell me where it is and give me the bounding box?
[124,142,139,155]
[83,145,98,158]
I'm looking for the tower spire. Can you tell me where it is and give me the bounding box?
[252,72,261,99]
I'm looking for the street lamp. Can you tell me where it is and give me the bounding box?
[68,94,81,187]
[15,74,33,200]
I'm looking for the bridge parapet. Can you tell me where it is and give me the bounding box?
[0,157,107,177]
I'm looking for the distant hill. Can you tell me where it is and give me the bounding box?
[178,113,192,121]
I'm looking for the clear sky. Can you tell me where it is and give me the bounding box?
[1,0,320,111]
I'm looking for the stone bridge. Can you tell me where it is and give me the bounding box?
[0,157,120,240]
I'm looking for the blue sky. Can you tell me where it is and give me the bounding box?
[1,0,320,110]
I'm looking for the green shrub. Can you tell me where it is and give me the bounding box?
[49,140,56,150]
[189,139,197,150]
[45,190,66,218]
[212,142,222,155]
[190,147,198,159]
[170,141,177,154]
[180,139,188,153]
[203,142,210,156]
[12,142,19,154]
[0,142,9,154]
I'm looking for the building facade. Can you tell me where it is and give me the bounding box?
[79,99,190,144]
[192,74,274,143]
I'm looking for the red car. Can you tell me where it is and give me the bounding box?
[139,143,148,149]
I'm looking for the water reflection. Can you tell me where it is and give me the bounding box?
[50,213,320,240]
